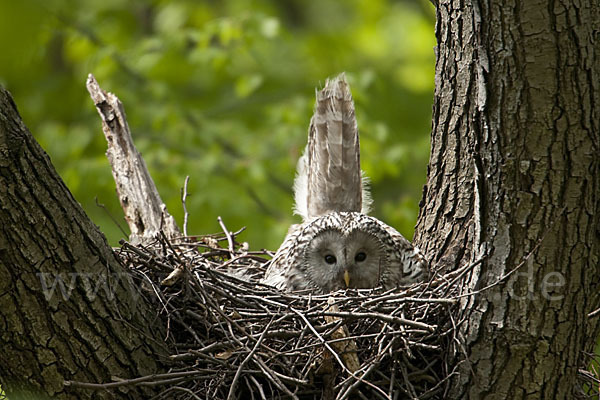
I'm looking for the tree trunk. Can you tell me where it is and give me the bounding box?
[414,0,600,398]
[0,88,168,399]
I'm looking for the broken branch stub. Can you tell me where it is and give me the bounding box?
[86,73,180,244]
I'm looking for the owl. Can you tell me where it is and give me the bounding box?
[263,74,428,293]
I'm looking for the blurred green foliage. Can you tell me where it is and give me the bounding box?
[0,0,435,251]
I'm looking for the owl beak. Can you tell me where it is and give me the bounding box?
[343,270,350,287]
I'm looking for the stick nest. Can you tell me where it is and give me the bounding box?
[116,225,466,400]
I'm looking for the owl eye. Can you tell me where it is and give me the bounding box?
[324,254,337,264]
[355,252,367,262]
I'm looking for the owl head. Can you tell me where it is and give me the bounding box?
[291,212,394,293]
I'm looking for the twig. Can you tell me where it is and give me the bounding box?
[588,307,600,319]
[337,336,397,400]
[249,375,268,400]
[64,371,202,389]
[218,216,235,252]
[314,311,436,332]
[94,196,128,237]
[228,318,274,400]
[181,175,190,237]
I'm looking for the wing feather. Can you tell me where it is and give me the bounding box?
[293,73,371,220]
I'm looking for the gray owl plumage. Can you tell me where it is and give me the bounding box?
[263,74,428,293]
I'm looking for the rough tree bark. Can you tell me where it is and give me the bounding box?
[413,0,600,398]
[0,88,168,399]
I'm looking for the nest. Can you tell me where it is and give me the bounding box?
[112,223,466,400]
[104,223,600,400]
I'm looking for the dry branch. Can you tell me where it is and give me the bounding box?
[86,74,180,243]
